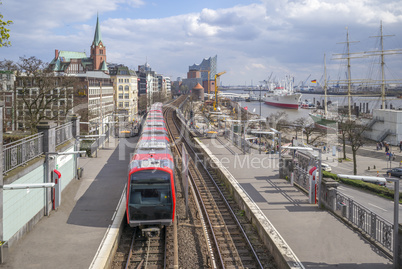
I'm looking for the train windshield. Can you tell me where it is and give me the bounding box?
[128,170,173,221]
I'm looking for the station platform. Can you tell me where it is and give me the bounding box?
[199,136,393,268]
[1,136,134,269]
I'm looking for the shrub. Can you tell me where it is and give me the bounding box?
[322,171,402,202]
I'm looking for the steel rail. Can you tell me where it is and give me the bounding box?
[125,229,137,269]
[172,106,264,268]
[167,106,225,268]
[163,101,220,269]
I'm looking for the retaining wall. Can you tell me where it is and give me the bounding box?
[194,138,303,269]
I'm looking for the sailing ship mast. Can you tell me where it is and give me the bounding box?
[369,21,394,109]
[334,27,359,120]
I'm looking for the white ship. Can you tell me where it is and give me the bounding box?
[263,77,302,109]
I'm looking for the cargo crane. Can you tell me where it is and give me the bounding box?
[259,72,273,91]
[213,71,226,111]
[303,74,311,91]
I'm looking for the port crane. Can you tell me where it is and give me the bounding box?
[213,71,226,111]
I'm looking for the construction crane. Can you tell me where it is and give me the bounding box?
[302,74,311,90]
[214,71,226,111]
[259,72,273,90]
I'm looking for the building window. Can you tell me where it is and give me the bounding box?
[119,85,123,91]
[124,93,129,99]
[118,94,123,99]
[119,102,123,108]
[124,85,129,92]
[125,102,129,108]
[5,108,11,115]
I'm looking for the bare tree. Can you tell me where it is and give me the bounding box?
[267,111,288,131]
[345,119,369,175]
[14,56,77,133]
[294,117,325,144]
[0,59,16,70]
[138,94,147,112]
[337,115,349,160]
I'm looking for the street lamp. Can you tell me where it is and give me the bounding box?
[385,177,400,268]
[270,128,282,160]
[259,84,262,120]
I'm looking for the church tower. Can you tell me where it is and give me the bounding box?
[90,15,107,71]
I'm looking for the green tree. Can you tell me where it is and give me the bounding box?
[0,2,12,47]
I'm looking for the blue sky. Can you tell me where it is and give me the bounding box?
[1,0,402,86]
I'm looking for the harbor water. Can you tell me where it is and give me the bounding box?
[231,92,402,122]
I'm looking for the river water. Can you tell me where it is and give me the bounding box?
[230,92,402,122]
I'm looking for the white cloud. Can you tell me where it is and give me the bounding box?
[2,0,402,85]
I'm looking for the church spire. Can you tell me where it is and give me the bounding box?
[93,14,102,46]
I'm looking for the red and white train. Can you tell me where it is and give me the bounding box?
[126,103,176,228]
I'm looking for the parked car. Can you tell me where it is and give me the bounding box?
[386,168,402,178]
[321,163,332,172]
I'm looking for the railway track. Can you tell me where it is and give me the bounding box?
[125,227,173,269]
[164,96,274,268]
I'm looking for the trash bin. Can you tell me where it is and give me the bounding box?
[77,167,84,179]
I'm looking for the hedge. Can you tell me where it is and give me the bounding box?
[322,171,402,202]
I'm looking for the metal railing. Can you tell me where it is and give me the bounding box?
[55,122,73,147]
[224,128,250,154]
[89,128,110,157]
[378,129,392,142]
[3,133,44,174]
[336,191,394,252]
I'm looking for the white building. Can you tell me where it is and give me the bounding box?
[366,109,402,145]
[110,65,139,122]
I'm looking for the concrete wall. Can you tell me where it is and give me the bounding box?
[368,109,402,145]
[3,165,45,243]
[3,145,76,247]
[194,139,303,269]
[56,146,76,191]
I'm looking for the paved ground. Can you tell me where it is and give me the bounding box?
[201,136,393,269]
[0,136,136,269]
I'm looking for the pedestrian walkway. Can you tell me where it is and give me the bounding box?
[1,136,134,269]
[199,136,393,268]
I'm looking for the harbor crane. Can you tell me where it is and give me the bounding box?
[259,72,273,90]
[214,71,226,111]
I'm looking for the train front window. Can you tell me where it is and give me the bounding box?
[128,170,173,221]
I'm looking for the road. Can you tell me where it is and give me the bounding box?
[337,183,402,223]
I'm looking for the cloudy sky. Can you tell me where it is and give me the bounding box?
[1,0,402,86]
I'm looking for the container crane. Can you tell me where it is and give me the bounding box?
[214,71,226,111]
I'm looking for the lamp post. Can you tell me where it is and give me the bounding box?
[270,128,282,160]
[259,84,262,120]
[385,177,400,268]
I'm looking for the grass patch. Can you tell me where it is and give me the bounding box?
[322,171,402,203]
[237,210,245,217]
[338,157,352,162]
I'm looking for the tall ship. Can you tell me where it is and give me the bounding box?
[309,22,402,130]
[263,77,301,109]
[309,54,338,129]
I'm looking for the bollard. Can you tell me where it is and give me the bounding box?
[368,166,370,170]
